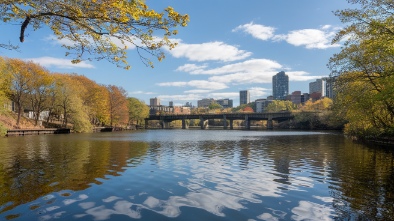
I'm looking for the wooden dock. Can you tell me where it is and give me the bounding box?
[6,128,70,136]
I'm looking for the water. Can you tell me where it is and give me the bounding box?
[0,130,393,220]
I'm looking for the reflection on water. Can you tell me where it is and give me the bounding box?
[0,130,393,220]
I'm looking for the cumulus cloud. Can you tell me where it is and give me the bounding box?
[25,56,95,69]
[233,22,341,49]
[167,41,252,62]
[129,91,155,95]
[208,92,239,99]
[157,80,228,90]
[158,94,203,101]
[249,87,271,98]
[232,22,275,41]
[176,64,208,74]
[286,71,322,81]
[276,28,339,49]
[182,59,282,75]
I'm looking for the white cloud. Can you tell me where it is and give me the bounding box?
[157,80,228,90]
[158,94,203,101]
[129,91,155,95]
[175,64,208,74]
[185,59,282,75]
[167,41,252,62]
[248,87,271,98]
[184,89,213,94]
[274,26,340,49]
[25,56,94,69]
[286,71,322,81]
[233,22,341,49]
[208,92,239,99]
[232,22,275,41]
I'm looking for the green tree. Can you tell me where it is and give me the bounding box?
[127,97,149,125]
[53,74,92,132]
[0,0,189,69]
[329,0,394,138]
[266,100,296,112]
[208,102,222,110]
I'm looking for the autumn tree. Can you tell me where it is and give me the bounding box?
[53,74,91,132]
[127,97,149,126]
[72,75,110,126]
[265,100,296,112]
[26,63,54,126]
[107,85,128,127]
[3,58,34,126]
[329,0,394,138]
[0,1,189,69]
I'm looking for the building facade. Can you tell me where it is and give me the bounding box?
[217,98,233,108]
[197,98,215,108]
[240,90,250,105]
[150,97,160,107]
[272,71,289,100]
[255,99,273,113]
[309,78,326,97]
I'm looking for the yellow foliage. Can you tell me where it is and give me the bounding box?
[0,0,189,69]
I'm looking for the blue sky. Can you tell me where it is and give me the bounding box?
[0,1,352,107]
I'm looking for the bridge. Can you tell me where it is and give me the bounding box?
[145,112,293,129]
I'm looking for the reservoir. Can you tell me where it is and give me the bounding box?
[0,130,393,220]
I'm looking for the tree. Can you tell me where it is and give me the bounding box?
[107,85,128,127]
[53,73,91,132]
[3,58,34,126]
[26,64,54,126]
[208,102,222,110]
[266,100,296,112]
[329,0,394,138]
[72,75,110,126]
[127,97,149,125]
[0,1,189,69]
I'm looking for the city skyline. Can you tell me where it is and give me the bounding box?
[0,1,351,106]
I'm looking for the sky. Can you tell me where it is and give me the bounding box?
[0,1,353,107]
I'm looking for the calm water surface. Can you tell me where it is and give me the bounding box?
[0,130,393,221]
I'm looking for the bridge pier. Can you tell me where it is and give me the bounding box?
[145,119,148,129]
[223,115,227,129]
[230,119,233,130]
[162,121,171,129]
[244,115,250,130]
[267,116,273,129]
[182,118,188,129]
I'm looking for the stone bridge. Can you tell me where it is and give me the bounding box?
[145,112,293,129]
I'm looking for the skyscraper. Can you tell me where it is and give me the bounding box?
[309,78,326,97]
[150,97,160,107]
[272,71,289,100]
[240,90,250,105]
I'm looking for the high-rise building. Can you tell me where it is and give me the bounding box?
[290,91,302,104]
[150,97,160,107]
[240,90,250,105]
[325,76,337,99]
[309,78,326,97]
[197,98,215,108]
[217,98,233,108]
[272,71,289,100]
[255,98,273,113]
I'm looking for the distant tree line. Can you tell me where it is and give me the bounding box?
[0,57,149,133]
